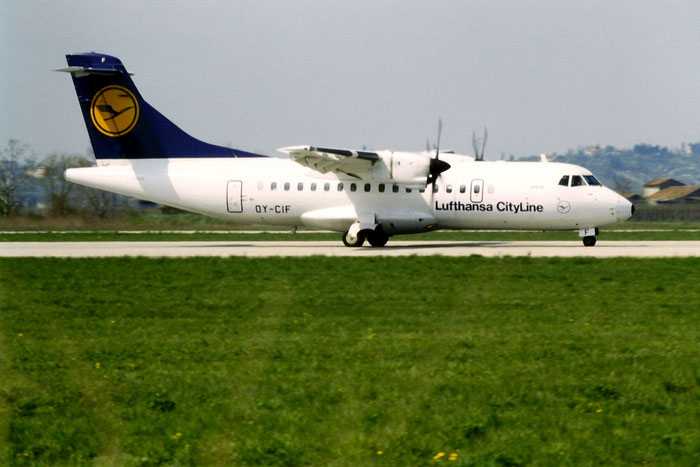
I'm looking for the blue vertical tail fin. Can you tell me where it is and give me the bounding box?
[58,53,265,160]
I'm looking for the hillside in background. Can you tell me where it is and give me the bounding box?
[525,143,700,194]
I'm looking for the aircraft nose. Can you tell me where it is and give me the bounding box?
[616,195,634,222]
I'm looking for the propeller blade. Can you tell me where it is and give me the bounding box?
[428,157,451,185]
[430,157,451,175]
[435,118,442,159]
[427,118,450,185]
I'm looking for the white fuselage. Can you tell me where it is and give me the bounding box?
[65,154,633,234]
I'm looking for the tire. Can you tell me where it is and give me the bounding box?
[583,236,596,247]
[366,230,389,247]
[342,230,365,247]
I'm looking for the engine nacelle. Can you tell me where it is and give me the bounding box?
[373,151,431,188]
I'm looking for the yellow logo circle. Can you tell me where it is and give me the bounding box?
[90,85,140,137]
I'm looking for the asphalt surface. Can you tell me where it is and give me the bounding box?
[2,241,699,257]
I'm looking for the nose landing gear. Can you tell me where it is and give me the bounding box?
[579,227,599,247]
[582,236,596,247]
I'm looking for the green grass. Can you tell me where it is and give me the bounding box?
[2,257,699,465]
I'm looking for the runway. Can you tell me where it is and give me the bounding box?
[2,241,699,258]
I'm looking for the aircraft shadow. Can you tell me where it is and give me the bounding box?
[373,241,507,250]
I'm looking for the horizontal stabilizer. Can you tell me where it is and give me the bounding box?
[55,66,134,77]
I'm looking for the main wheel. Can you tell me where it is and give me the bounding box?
[366,230,389,247]
[342,230,365,247]
[582,236,596,247]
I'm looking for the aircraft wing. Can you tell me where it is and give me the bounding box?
[278,145,380,178]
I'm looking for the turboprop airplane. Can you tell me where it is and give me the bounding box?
[58,53,634,247]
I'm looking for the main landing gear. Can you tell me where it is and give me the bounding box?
[342,228,389,247]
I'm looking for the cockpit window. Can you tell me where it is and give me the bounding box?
[571,175,584,187]
[583,175,601,186]
[558,175,569,186]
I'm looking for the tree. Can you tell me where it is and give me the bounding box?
[82,186,119,219]
[613,176,632,194]
[40,154,91,216]
[689,143,700,156]
[0,139,36,216]
[633,144,661,155]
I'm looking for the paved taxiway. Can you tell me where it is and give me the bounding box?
[2,241,699,258]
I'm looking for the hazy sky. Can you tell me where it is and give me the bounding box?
[2,1,699,160]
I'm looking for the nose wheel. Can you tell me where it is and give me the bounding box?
[582,236,596,247]
[579,228,599,247]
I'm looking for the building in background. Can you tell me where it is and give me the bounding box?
[642,178,686,198]
[645,185,700,205]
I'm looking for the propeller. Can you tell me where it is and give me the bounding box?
[472,127,488,161]
[427,118,450,185]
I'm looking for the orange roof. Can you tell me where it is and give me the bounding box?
[646,186,700,200]
[643,177,684,187]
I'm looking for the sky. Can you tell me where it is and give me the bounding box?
[2,0,699,160]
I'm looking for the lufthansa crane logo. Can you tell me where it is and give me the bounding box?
[90,86,140,137]
[557,200,571,214]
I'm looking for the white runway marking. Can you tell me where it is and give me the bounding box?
[2,241,699,258]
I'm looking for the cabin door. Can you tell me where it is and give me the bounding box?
[226,180,243,213]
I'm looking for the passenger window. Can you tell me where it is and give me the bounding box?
[364,183,371,192]
[271,182,277,191]
[584,175,601,186]
[459,185,466,193]
[297,182,304,191]
[419,188,425,193]
[324,183,330,191]
[378,183,385,193]
[350,183,357,192]
[406,188,412,193]
[558,175,569,186]
[473,185,480,194]
[433,185,439,193]
[257,181,264,191]
[337,183,344,191]
[392,185,399,193]
[311,183,317,191]
[571,175,584,187]
[446,185,452,193]
[284,182,290,191]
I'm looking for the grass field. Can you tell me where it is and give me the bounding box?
[2,257,699,465]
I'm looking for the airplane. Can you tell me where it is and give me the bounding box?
[57,53,634,247]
